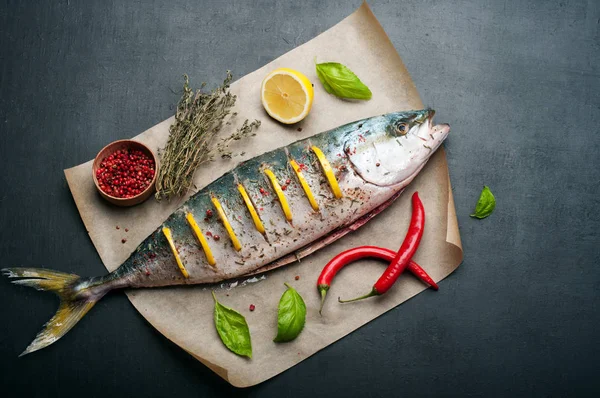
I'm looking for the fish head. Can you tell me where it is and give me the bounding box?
[344,109,449,187]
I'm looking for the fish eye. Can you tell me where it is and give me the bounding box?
[394,122,410,136]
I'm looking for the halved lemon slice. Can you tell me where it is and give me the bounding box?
[261,68,314,124]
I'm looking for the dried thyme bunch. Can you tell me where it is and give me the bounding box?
[155,72,260,200]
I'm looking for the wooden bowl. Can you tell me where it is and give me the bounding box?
[92,139,158,207]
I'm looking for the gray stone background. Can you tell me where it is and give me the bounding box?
[0,0,598,396]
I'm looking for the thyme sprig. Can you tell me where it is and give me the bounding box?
[155,72,260,200]
[218,119,261,159]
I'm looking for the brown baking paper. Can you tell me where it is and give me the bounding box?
[64,2,462,387]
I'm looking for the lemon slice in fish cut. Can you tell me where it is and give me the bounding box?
[211,197,242,251]
[311,146,343,199]
[264,169,293,221]
[185,213,216,267]
[290,160,319,211]
[162,227,190,278]
[237,184,266,234]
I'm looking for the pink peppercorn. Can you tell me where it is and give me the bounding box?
[96,148,155,198]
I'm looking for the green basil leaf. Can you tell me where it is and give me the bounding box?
[274,283,306,343]
[212,292,252,358]
[315,62,372,100]
[470,185,496,219]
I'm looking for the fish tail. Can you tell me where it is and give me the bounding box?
[2,267,110,357]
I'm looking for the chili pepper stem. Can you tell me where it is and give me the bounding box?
[338,288,380,303]
[318,285,329,315]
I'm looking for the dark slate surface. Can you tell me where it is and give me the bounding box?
[1,1,598,396]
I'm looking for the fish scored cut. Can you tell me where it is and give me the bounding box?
[311,146,343,199]
[185,213,217,267]
[211,197,242,251]
[162,227,189,278]
[290,159,319,211]
[237,184,266,234]
[264,169,293,221]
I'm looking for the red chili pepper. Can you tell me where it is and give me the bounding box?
[337,192,426,304]
[317,246,437,314]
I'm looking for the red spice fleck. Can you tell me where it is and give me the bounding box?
[116,225,120,230]
[96,148,155,198]
[259,187,267,195]
[375,162,380,167]
[298,163,307,171]
[206,231,213,237]
[125,228,129,232]
[358,134,366,143]
[145,267,151,276]
[149,253,156,259]
[295,275,300,280]
[206,209,213,218]
[297,127,303,132]
[249,304,255,311]
[121,238,127,244]
[285,179,291,185]
[281,185,287,191]
[259,207,264,211]
[213,234,221,241]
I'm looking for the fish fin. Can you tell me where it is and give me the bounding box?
[2,267,79,281]
[2,267,107,356]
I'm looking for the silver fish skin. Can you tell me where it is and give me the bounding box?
[3,109,449,356]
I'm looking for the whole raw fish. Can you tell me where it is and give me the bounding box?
[3,109,449,355]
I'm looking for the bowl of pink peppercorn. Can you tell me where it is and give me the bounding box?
[92,140,158,207]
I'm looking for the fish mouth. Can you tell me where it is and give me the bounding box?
[423,110,450,151]
[430,122,450,139]
[423,109,435,124]
[424,110,448,132]
[414,109,449,146]
[428,122,450,151]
